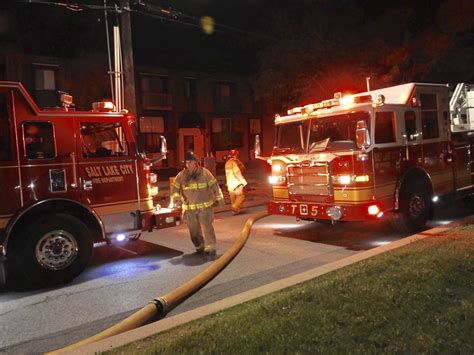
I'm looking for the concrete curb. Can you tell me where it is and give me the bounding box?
[65,215,474,354]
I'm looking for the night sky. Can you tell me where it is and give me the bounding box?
[3,0,474,106]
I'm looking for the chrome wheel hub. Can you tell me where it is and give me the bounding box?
[408,194,425,218]
[35,230,78,270]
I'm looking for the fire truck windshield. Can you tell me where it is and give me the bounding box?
[274,121,308,154]
[308,111,370,152]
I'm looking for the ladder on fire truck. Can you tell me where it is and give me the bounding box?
[450,83,474,131]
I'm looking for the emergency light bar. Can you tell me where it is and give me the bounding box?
[288,98,339,115]
[286,93,385,116]
[92,101,116,112]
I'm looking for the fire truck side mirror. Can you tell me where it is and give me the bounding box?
[160,135,168,160]
[254,134,261,158]
[356,120,371,150]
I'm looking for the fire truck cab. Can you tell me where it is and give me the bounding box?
[258,82,474,232]
[0,82,177,288]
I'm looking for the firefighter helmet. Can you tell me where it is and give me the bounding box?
[185,151,198,161]
[228,149,239,158]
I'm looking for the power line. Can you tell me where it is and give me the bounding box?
[17,0,274,42]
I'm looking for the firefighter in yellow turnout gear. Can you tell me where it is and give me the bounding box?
[225,149,247,215]
[171,151,224,256]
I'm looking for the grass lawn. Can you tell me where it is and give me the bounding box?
[109,225,474,354]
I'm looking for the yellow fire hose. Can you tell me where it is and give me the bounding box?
[48,210,269,354]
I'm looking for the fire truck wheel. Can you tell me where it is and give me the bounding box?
[399,182,431,232]
[8,214,93,289]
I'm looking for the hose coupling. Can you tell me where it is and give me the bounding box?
[148,297,167,317]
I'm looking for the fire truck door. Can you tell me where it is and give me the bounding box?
[76,119,139,228]
[17,116,79,208]
[402,110,423,167]
[0,89,20,228]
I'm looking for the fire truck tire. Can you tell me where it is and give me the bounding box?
[314,219,333,225]
[461,194,474,210]
[399,182,431,232]
[8,214,93,289]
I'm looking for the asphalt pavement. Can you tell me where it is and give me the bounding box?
[55,164,474,354]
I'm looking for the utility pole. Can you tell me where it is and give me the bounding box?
[120,0,137,115]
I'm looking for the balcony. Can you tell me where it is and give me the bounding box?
[211,131,243,150]
[142,93,173,111]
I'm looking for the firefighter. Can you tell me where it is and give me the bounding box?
[225,149,247,215]
[171,151,224,257]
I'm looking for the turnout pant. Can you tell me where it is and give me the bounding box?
[183,207,216,252]
[229,185,245,214]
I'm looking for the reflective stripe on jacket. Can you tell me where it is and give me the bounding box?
[171,166,223,210]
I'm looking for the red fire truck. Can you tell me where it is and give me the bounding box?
[0,82,180,288]
[256,82,474,232]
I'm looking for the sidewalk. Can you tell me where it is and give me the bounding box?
[155,163,273,213]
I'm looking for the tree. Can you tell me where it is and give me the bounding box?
[253,0,474,112]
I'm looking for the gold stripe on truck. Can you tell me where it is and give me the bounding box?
[374,183,397,200]
[334,188,374,202]
[273,186,289,199]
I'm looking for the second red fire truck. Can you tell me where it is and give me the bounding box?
[256,82,474,232]
[0,82,180,288]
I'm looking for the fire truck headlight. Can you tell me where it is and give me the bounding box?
[272,164,283,173]
[115,233,127,242]
[432,196,439,203]
[269,175,286,184]
[336,175,352,185]
[326,206,343,221]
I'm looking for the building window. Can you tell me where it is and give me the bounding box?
[141,75,172,110]
[142,76,167,93]
[35,67,56,90]
[375,111,396,144]
[420,93,439,139]
[33,64,58,108]
[212,117,232,133]
[214,82,238,112]
[140,116,164,133]
[185,78,198,111]
[139,116,165,153]
[185,78,197,99]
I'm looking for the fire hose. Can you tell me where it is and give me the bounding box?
[48,210,269,354]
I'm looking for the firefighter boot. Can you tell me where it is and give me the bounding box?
[204,246,217,260]
[191,235,205,254]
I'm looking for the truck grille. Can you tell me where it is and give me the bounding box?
[287,164,331,196]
